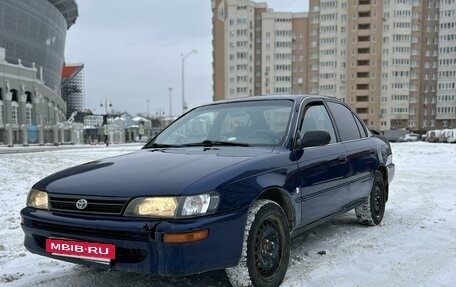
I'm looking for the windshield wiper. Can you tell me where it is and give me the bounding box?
[144,143,184,149]
[185,140,250,147]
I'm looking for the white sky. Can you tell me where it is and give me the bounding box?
[64,0,309,117]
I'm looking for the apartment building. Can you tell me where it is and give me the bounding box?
[212,0,308,101]
[212,0,456,132]
[437,0,456,129]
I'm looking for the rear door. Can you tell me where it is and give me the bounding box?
[326,101,378,205]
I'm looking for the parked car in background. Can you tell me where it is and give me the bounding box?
[383,129,409,142]
[440,129,452,143]
[426,129,442,142]
[399,133,421,142]
[446,129,456,143]
[21,95,395,287]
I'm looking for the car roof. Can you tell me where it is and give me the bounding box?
[205,94,335,106]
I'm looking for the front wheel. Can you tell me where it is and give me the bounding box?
[355,171,386,226]
[226,200,290,287]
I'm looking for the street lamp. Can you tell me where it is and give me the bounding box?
[100,98,112,146]
[168,87,173,119]
[100,98,112,115]
[181,49,197,114]
[156,108,165,130]
[146,99,150,118]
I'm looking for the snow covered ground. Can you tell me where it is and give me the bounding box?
[0,142,455,286]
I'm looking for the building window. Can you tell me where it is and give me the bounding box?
[26,104,33,125]
[11,102,19,125]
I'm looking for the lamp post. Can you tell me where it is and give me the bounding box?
[181,49,197,114]
[146,99,150,118]
[100,99,112,146]
[100,98,112,115]
[168,87,173,119]
[156,108,165,130]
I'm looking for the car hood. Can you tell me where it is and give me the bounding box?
[34,148,272,197]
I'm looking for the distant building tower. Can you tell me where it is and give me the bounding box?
[0,0,78,145]
[62,64,85,120]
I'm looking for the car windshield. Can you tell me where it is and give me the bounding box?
[145,100,294,147]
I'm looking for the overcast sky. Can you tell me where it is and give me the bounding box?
[65,0,309,117]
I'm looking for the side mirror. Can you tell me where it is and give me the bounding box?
[297,130,331,148]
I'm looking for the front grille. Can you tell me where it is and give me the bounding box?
[31,220,151,241]
[49,194,129,215]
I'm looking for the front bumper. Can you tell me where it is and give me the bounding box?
[20,207,247,276]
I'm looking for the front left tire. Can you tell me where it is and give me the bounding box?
[226,200,290,287]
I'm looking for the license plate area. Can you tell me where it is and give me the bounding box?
[46,238,116,263]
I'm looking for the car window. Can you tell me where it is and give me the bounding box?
[159,111,217,144]
[353,115,368,138]
[299,103,337,144]
[151,100,294,146]
[326,102,361,141]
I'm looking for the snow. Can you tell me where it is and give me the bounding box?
[1,142,455,286]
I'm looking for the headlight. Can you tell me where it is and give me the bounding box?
[124,192,220,218]
[124,197,178,218]
[181,193,219,217]
[27,189,49,210]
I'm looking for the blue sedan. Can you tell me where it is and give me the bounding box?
[21,95,395,287]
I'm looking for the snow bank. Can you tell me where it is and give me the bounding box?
[0,142,455,286]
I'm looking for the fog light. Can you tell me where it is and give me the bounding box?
[163,229,209,244]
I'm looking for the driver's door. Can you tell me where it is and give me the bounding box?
[294,101,350,225]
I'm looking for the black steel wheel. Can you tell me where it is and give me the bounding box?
[355,171,386,226]
[226,200,290,287]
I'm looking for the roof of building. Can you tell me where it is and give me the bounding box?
[62,64,83,79]
[47,0,79,29]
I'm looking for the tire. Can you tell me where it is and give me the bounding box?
[226,200,290,287]
[355,171,386,226]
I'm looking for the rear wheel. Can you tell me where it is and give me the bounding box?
[355,171,386,226]
[226,200,290,287]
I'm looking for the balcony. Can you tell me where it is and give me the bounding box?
[355,107,369,115]
[357,53,370,60]
[355,89,371,96]
[356,65,370,73]
[358,23,371,30]
[357,59,370,66]
[358,47,370,54]
[358,35,370,42]
[356,95,369,102]
[358,29,371,37]
[357,17,371,25]
[356,83,369,90]
[357,72,369,78]
[358,11,371,18]
[356,77,370,84]
[358,4,371,12]
[357,41,371,48]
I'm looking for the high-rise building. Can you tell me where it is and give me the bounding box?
[62,63,85,119]
[0,0,78,145]
[211,0,308,101]
[437,0,456,129]
[212,0,456,132]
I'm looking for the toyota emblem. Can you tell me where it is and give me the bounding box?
[76,199,88,210]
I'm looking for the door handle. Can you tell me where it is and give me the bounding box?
[338,155,347,163]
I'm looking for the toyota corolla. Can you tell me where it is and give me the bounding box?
[21,95,395,287]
